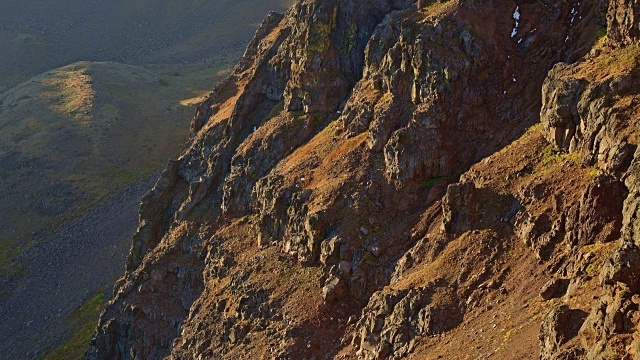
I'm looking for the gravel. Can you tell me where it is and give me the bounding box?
[0,177,154,359]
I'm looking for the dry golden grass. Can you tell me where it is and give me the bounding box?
[418,0,455,18]
[571,42,640,82]
[41,66,95,125]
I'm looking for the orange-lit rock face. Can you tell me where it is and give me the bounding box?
[87,1,640,359]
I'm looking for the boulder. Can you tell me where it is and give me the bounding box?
[599,241,640,293]
[353,281,462,359]
[320,236,342,266]
[579,291,637,358]
[569,174,627,246]
[540,278,570,301]
[322,276,349,304]
[540,71,586,150]
[539,305,587,360]
[442,182,477,234]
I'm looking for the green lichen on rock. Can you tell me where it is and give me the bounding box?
[339,23,358,54]
[306,5,337,54]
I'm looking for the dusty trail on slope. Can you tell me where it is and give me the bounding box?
[0,177,154,359]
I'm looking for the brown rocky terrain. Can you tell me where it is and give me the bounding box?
[0,1,292,359]
[87,0,640,359]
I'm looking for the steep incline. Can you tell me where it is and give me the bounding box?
[87,0,640,359]
[0,178,153,359]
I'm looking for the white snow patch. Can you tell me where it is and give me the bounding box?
[253,126,257,132]
[511,6,521,38]
[570,6,580,25]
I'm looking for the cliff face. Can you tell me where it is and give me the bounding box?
[87,0,640,359]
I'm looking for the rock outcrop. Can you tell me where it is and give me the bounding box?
[87,0,640,359]
[533,1,640,357]
[539,305,587,360]
[607,0,640,46]
[352,280,462,359]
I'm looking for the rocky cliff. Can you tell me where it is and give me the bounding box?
[87,0,640,359]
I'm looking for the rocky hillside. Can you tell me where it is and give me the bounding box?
[87,0,640,358]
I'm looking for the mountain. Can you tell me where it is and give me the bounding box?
[0,61,223,265]
[0,1,291,359]
[0,0,294,91]
[78,0,640,358]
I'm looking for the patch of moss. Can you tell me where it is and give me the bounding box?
[541,145,581,167]
[594,27,607,42]
[43,289,106,360]
[0,242,23,279]
[527,123,543,133]
[600,346,621,360]
[364,252,376,265]
[268,100,285,119]
[585,262,600,275]
[585,166,599,179]
[422,177,446,187]
[307,6,338,55]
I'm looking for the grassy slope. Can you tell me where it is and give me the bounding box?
[0,60,233,276]
[0,30,52,93]
[42,289,106,360]
[0,0,287,356]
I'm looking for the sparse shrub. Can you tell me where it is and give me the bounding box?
[585,167,599,178]
[594,27,607,42]
[541,145,581,167]
[542,145,562,166]
[422,177,445,187]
